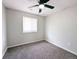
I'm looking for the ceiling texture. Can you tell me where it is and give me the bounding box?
[3,0,76,16]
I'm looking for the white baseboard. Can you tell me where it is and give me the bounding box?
[8,39,45,48]
[2,39,45,58]
[46,40,77,55]
[2,47,8,58]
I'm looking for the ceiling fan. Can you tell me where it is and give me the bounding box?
[29,0,54,13]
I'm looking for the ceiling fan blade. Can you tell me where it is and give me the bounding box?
[39,9,42,13]
[39,0,49,4]
[44,4,54,9]
[29,5,39,8]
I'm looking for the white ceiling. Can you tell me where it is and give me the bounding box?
[3,0,76,16]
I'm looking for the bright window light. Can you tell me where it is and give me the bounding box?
[23,16,37,33]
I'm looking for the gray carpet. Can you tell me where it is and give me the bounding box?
[3,40,77,59]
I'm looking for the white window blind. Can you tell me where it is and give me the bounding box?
[23,16,37,33]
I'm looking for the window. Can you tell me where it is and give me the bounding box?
[23,16,37,33]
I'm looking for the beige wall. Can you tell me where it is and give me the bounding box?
[6,8,45,48]
[2,5,7,56]
[45,5,77,55]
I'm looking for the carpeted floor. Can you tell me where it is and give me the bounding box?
[3,40,77,59]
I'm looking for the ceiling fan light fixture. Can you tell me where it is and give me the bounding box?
[29,0,54,13]
[39,4,44,9]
